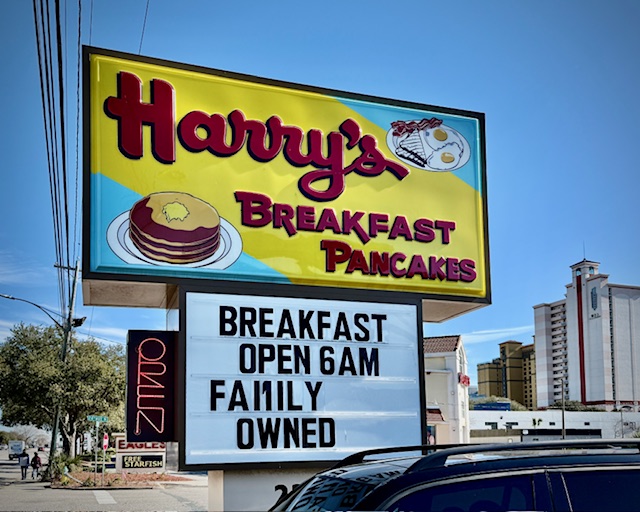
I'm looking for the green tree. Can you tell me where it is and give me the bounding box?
[0,429,21,445]
[470,395,528,411]
[547,400,603,412]
[0,323,125,456]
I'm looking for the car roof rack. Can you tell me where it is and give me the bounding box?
[331,440,640,471]
[407,439,640,473]
[331,444,470,469]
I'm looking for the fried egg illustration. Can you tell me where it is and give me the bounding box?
[426,142,463,171]
[423,125,464,151]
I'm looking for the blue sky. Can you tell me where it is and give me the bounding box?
[1,0,640,385]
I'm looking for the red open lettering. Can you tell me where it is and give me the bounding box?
[136,337,167,435]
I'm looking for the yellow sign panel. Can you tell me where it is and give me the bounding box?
[85,48,489,301]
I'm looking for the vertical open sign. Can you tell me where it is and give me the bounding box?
[126,330,178,442]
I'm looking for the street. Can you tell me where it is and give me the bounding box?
[0,448,208,511]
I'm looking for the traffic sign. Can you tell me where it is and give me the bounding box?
[103,433,109,450]
[87,415,109,423]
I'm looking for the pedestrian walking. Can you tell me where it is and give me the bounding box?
[18,449,29,480]
[31,452,42,479]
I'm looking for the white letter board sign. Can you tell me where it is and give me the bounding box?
[183,292,423,467]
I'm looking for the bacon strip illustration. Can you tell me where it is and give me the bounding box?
[391,117,443,137]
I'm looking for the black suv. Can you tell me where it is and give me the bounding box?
[270,439,640,511]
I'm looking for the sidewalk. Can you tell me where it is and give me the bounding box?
[1,450,207,490]
[156,470,208,487]
[0,456,46,488]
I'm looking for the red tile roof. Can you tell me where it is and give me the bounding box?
[426,408,445,422]
[423,335,461,354]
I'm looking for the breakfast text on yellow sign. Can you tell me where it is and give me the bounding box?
[235,190,477,282]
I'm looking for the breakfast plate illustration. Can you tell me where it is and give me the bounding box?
[386,117,471,172]
[106,192,242,269]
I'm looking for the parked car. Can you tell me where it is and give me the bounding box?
[270,439,640,511]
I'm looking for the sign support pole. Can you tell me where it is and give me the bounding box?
[94,421,99,484]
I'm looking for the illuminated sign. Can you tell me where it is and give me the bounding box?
[182,291,423,468]
[84,47,489,302]
[126,330,177,442]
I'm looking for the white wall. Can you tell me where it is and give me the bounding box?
[470,410,640,439]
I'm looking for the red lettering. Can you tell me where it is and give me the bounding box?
[345,249,370,274]
[104,72,175,163]
[369,213,389,238]
[345,133,409,180]
[234,191,273,227]
[116,440,166,452]
[407,254,429,278]
[414,218,436,242]
[436,220,456,244]
[105,73,410,201]
[179,110,246,156]
[235,193,458,249]
[135,337,167,436]
[297,205,316,231]
[390,253,407,277]
[447,258,461,281]
[321,239,352,272]
[320,240,477,284]
[274,203,296,236]
[341,210,369,244]
[389,216,413,241]
[316,208,341,234]
[370,251,390,276]
[460,259,477,282]
[429,256,448,280]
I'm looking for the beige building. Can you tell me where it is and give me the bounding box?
[522,343,537,411]
[477,340,537,410]
[424,336,471,444]
[477,358,501,397]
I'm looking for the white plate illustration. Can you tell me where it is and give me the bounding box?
[106,211,242,269]
[386,123,471,172]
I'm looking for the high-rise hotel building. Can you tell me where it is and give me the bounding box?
[477,340,537,410]
[534,260,640,410]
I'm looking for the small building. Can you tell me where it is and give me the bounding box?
[424,336,470,444]
[470,409,640,442]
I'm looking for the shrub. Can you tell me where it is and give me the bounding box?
[47,454,83,482]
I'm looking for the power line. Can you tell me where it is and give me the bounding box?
[33,0,65,313]
[73,0,82,262]
[139,0,150,54]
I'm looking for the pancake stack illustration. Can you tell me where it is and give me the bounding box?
[129,192,221,264]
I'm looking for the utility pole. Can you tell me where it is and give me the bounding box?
[48,260,81,463]
[561,377,566,440]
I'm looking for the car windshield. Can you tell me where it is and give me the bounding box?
[272,461,410,512]
[274,473,377,511]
